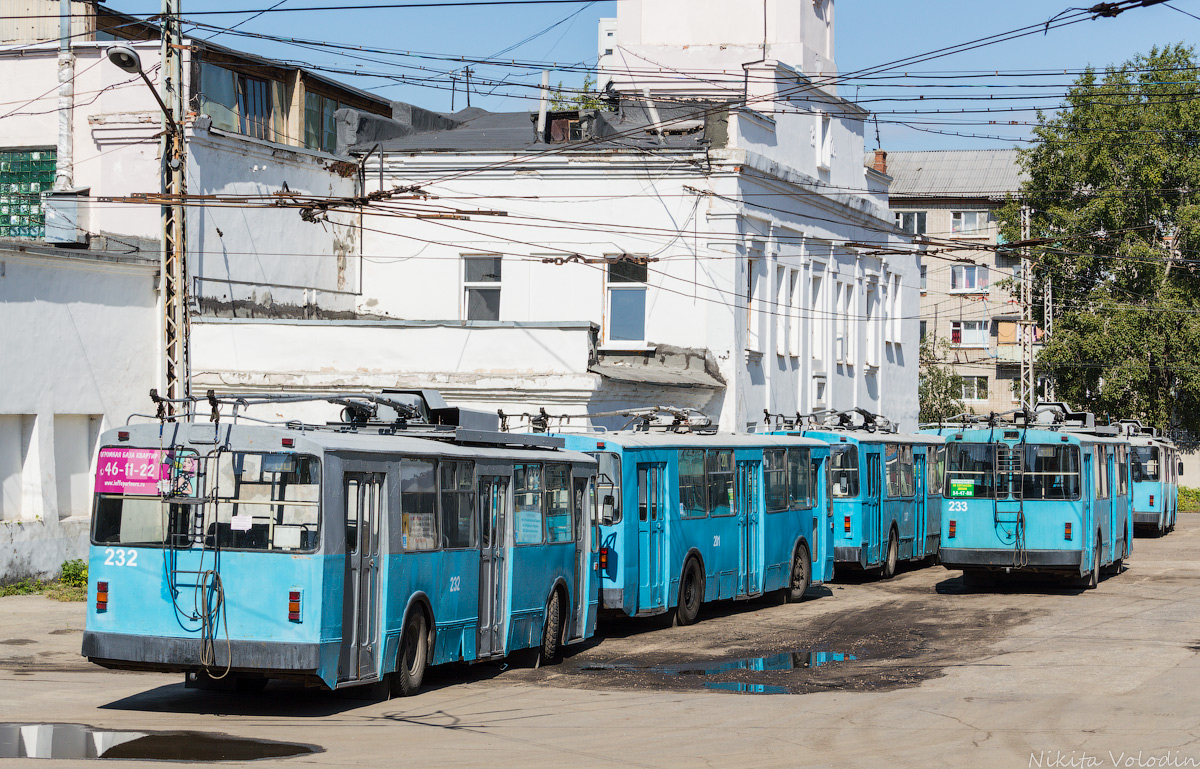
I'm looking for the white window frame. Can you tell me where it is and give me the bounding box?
[788,269,801,358]
[605,257,649,346]
[961,375,989,401]
[894,211,927,235]
[950,264,989,294]
[951,320,987,347]
[462,254,502,321]
[951,210,990,235]
[810,272,826,373]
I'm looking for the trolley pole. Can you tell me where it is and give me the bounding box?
[1019,203,1034,410]
[160,0,189,415]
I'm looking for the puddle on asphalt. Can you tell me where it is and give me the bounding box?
[0,723,317,761]
[580,649,859,693]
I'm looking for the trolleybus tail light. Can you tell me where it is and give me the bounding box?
[948,520,956,539]
[1064,522,1072,541]
[843,516,851,536]
[595,442,605,450]
[96,581,109,612]
[117,431,129,442]
[288,590,302,622]
[599,548,609,570]
[281,438,295,448]
[1150,494,1155,507]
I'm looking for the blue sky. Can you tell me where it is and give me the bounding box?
[114,0,1193,150]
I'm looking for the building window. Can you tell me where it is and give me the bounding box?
[920,320,928,341]
[950,265,989,293]
[951,320,986,346]
[788,269,801,357]
[810,274,825,372]
[895,211,927,235]
[199,64,284,143]
[607,259,648,342]
[961,375,989,401]
[817,113,832,171]
[952,211,989,235]
[463,255,502,321]
[304,91,341,153]
[746,251,763,351]
[0,149,54,239]
[920,264,927,291]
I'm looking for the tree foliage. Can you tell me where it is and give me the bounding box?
[996,44,1200,435]
[919,337,966,424]
[549,74,603,110]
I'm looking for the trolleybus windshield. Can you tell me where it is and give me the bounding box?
[829,446,859,498]
[208,452,321,551]
[1021,445,1081,500]
[945,444,996,498]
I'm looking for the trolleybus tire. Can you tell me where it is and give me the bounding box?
[673,558,704,626]
[392,610,428,697]
[1079,538,1100,590]
[540,590,563,663]
[881,530,899,580]
[1107,525,1128,575]
[784,544,812,603]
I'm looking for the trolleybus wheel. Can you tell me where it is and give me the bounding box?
[541,590,563,663]
[392,611,428,697]
[673,559,704,626]
[881,530,899,580]
[1107,524,1128,575]
[1080,538,1100,590]
[784,544,812,603]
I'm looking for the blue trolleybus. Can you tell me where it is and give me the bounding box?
[1119,420,1181,537]
[939,406,1133,588]
[553,430,832,625]
[83,391,598,695]
[785,415,943,579]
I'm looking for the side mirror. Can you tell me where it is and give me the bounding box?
[601,495,616,525]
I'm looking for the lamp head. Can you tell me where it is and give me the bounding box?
[106,45,142,74]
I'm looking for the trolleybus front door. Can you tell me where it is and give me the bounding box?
[914,454,928,558]
[477,476,509,658]
[636,464,666,613]
[736,461,762,597]
[570,475,593,642]
[340,472,383,682]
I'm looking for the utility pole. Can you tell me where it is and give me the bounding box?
[161,0,188,415]
[1042,274,1054,401]
[464,67,473,107]
[1019,203,1034,410]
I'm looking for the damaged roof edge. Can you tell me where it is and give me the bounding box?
[590,344,727,389]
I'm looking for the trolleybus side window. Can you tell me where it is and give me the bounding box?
[595,452,622,524]
[929,447,946,497]
[1116,445,1129,496]
[764,449,788,513]
[1095,447,1110,499]
[885,444,915,498]
[678,449,707,518]
[401,459,439,551]
[545,463,573,543]
[945,444,995,498]
[1022,445,1081,500]
[706,450,735,516]
[1132,446,1159,482]
[206,452,321,551]
[787,447,814,509]
[514,463,544,545]
[440,460,476,549]
[829,446,859,498]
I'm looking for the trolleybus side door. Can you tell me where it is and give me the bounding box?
[914,453,928,558]
[340,471,384,682]
[570,474,594,642]
[865,451,882,565]
[736,460,762,597]
[477,475,509,659]
[636,464,666,613]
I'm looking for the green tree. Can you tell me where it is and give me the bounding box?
[919,337,966,424]
[549,73,603,111]
[996,44,1200,434]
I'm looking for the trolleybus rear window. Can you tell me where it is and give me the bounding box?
[945,444,996,498]
[1132,446,1160,482]
[1022,445,1081,500]
[829,446,859,498]
[787,448,815,509]
[208,452,321,551]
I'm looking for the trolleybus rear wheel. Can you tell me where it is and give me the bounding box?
[1080,537,1100,590]
[392,610,428,697]
[1107,524,1128,574]
[784,544,812,603]
[673,558,704,626]
[541,590,563,663]
[881,530,899,580]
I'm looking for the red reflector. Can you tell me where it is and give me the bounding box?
[289,590,300,601]
[1065,522,1072,540]
[948,520,956,539]
[117,431,129,441]
[282,438,295,448]
[289,612,301,621]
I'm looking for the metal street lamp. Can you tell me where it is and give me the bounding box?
[105,45,177,134]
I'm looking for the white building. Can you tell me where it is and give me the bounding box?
[191,0,918,435]
[0,2,392,580]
